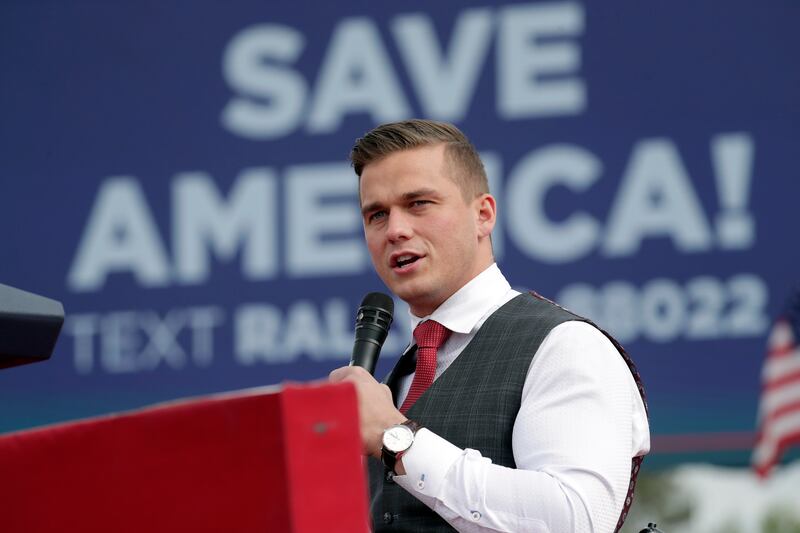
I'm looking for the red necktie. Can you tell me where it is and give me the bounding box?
[400,320,451,414]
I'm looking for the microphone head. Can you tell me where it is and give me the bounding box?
[350,292,394,374]
[355,292,394,342]
[359,292,394,315]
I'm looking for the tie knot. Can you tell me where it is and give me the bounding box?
[413,320,451,349]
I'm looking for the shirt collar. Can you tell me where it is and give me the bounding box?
[409,263,512,335]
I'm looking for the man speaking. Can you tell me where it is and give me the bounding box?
[330,120,650,532]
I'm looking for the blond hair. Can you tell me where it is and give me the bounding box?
[350,119,489,199]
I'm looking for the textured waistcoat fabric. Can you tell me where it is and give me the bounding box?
[368,292,646,532]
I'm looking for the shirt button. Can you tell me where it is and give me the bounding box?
[383,512,393,524]
[471,510,481,521]
[385,471,395,483]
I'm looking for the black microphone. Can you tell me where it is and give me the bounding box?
[349,292,394,375]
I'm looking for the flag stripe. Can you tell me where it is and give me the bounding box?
[762,349,800,381]
[752,293,800,477]
[753,411,800,466]
[754,430,800,478]
[768,344,794,358]
[765,368,800,391]
[767,320,793,353]
[761,399,800,426]
[757,381,800,421]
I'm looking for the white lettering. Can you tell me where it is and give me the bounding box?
[711,133,755,249]
[498,2,586,119]
[322,298,356,357]
[283,300,325,359]
[100,311,141,374]
[604,139,712,256]
[506,145,601,263]
[173,169,277,284]
[221,24,307,139]
[138,310,188,370]
[64,307,225,374]
[187,307,226,366]
[67,178,170,291]
[307,18,411,133]
[65,314,99,375]
[285,162,365,276]
[391,9,493,121]
[235,304,286,365]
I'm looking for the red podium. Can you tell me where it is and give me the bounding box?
[0,382,369,533]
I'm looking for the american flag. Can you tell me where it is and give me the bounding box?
[752,288,800,477]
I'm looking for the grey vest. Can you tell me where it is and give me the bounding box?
[368,292,646,532]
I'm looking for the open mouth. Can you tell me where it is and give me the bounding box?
[393,254,422,269]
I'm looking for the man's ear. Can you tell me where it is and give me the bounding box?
[475,193,497,238]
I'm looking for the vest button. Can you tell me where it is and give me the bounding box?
[383,512,393,524]
[385,470,395,483]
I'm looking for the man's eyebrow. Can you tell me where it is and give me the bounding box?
[361,201,383,216]
[360,188,441,216]
[402,188,439,201]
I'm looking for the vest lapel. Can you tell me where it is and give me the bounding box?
[384,343,418,400]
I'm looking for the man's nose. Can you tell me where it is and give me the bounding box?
[385,211,413,242]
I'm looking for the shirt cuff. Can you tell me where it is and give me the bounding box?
[392,428,463,498]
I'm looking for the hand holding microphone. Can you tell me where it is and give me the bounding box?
[330,291,403,457]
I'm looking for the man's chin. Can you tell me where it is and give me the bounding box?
[391,286,423,303]
[393,286,445,316]
[390,284,426,305]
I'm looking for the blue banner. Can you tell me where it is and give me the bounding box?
[1,1,798,465]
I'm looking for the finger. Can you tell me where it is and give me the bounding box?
[380,383,393,400]
[329,366,353,382]
[330,365,373,382]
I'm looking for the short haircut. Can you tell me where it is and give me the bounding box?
[349,119,489,199]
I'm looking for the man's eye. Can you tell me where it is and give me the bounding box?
[368,211,387,223]
[411,200,431,207]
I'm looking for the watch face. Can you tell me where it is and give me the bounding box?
[383,424,414,453]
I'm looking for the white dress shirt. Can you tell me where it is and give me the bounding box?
[392,263,650,533]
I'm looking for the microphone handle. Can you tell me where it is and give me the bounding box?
[350,337,382,375]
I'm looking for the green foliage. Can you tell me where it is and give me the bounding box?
[621,471,693,532]
[761,506,800,533]
[711,520,743,533]
[620,470,800,533]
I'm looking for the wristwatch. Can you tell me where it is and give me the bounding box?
[381,419,422,474]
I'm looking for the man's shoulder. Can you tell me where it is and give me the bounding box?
[472,291,588,348]
[493,291,583,324]
[504,293,625,357]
